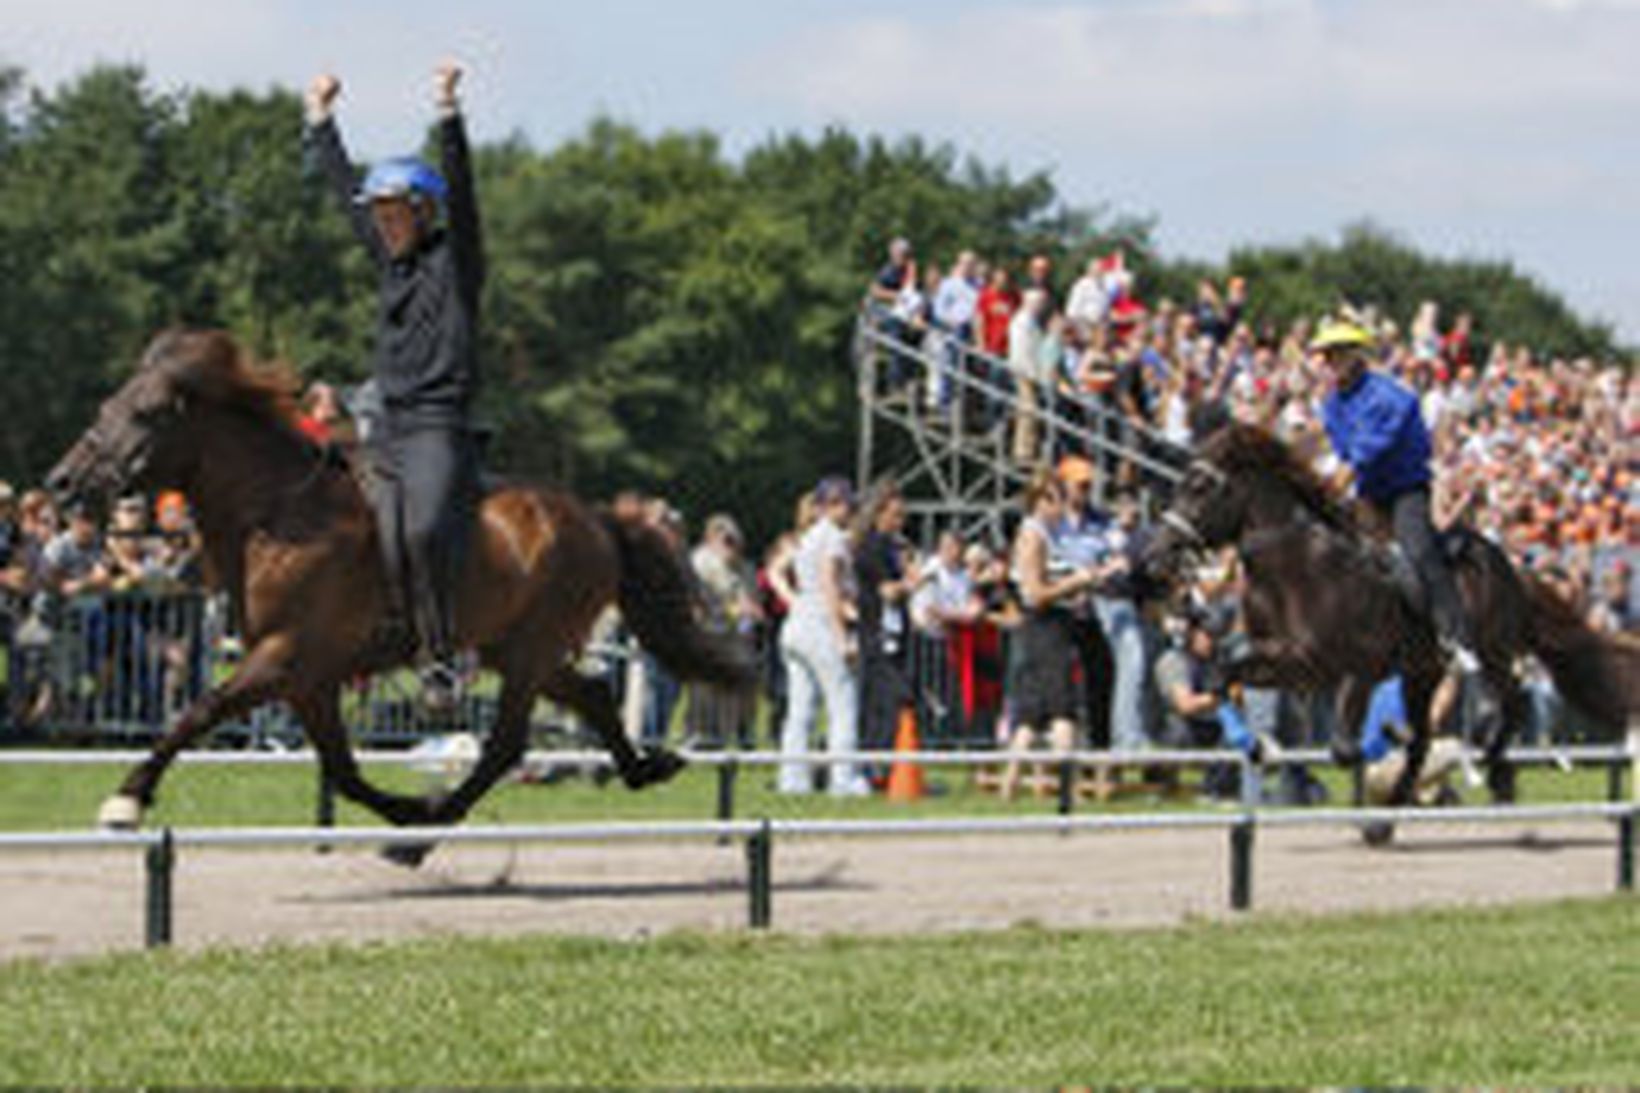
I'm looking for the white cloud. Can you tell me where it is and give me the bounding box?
[0,0,548,156]
[741,0,1640,336]
[746,0,1640,140]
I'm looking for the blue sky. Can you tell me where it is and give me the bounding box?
[6,0,1639,341]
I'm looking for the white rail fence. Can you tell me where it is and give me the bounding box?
[3,741,1632,946]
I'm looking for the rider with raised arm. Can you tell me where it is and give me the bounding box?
[1311,317,1499,725]
[304,61,484,709]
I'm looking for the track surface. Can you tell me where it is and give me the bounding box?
[0,820,1623,961]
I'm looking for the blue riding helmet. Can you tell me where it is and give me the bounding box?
[356,157,448,205]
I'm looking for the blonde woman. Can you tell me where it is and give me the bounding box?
[1001,471,1101,800]
[778,478,865,796]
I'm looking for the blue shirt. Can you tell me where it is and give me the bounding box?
[1322,371,1432,506]
[1359,676,1406,763]
[1057,505,1115,569]
[933,275,979,332]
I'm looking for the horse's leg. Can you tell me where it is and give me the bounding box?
[1391,669,1441,807]
[358,674,539,869]
[426,673,536,825]
[100,636,293,828]
[1328,675,1373,768]
[1482,665,1521,804]
[290,688,437,827]
[543,666,687,788]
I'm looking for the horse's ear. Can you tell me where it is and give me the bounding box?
[163,331,236,403]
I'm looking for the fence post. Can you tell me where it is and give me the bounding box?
[1607,761,1625,804]
[145,828,175,949]
[716,760,738,845]
[746,819,773,929]
[1618,809,1635,893]
[1238,753,1261,810]
[1229,817,1254,912]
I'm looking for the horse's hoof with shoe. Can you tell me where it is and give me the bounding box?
[1360,820,1396,847]
[624,747,687,789]
[380,840,437,869]
[97,794,144,831]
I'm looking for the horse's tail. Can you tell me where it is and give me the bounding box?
[1520,570,1633,735]
[601,511,756,689]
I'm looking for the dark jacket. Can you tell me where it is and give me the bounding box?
[1322,370,1431,507]
[309,113,485,429]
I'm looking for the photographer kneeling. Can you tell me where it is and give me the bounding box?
[1152,609,1274,801]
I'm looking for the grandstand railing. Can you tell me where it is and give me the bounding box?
[854,307,1187,544]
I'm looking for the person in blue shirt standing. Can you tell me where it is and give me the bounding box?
[1313,318,1498,723]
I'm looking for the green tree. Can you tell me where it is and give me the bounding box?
[0,65,180,480]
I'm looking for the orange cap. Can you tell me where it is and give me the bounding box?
[1057,456,1096,486]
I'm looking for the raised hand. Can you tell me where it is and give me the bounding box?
[305,73,341,122]
[434,59,463,111]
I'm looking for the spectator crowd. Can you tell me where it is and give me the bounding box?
[3,241,1634,810]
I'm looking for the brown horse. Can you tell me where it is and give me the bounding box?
[46,329,751,863]
[1140,423,1633,810]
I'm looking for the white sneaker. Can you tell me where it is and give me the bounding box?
[1450,645,1482,676]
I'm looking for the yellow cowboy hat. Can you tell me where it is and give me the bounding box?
[1308,318,1376,353]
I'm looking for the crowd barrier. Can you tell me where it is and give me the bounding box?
[1,588,1016,750]
[1,588,628,746]
[2,590,1628,774]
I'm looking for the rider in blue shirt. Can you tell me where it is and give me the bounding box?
[1314,318,1498,722]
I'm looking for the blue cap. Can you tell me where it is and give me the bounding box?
[357,157,448,205]
[814,476,854,507]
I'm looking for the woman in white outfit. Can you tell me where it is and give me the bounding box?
[778,477,866,795]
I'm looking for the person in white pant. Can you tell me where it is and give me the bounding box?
[778,477,866,795]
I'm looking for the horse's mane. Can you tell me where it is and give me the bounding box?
[140,328,306,442]
[1205,423,1363,535]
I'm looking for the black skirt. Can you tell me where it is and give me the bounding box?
[1012,606,1080,727]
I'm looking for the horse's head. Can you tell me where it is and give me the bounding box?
[46,329,257,506]
[1138,427,1257,583]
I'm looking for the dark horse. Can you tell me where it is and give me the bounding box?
[46,329,751,862]
[1140,423,1632,808]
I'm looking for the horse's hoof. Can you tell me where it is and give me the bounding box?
[1361,821,1396,848]
[625,748,688,789]
[97,795,144,831]
[380,840,435,869]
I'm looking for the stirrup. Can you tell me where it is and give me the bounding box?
[1444,642,1483,677]
[418,657,463,714]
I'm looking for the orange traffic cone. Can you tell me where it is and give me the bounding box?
[885,706,926,802]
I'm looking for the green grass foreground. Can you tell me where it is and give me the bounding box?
[0,754,1619,831]
[0,898,1633,1085]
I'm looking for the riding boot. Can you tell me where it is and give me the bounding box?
[417,651,462,716]
[413,554,465,716]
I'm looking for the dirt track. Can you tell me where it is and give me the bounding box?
[0,819,1625,961]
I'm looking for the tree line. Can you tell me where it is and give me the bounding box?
[0,63,1621,542]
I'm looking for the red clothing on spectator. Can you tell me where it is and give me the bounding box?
[296,415,332,444]
[1440,331,1471,371]
[976,285,1018,358]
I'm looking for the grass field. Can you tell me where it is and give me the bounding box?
[0,897,1633,1085]
[0,751,1621,831]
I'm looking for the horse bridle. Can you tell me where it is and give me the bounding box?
[1158,458,1230,547]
